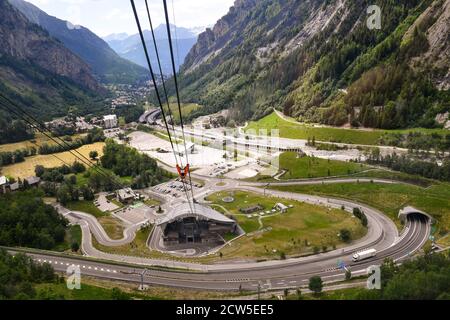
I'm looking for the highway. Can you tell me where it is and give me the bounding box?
[10,116,434,291]
[9,213,429,291]
[12,172,431,291]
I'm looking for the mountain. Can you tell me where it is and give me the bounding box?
[8,0,148,84]
[177,0,450,129]
[105,24,198,74]
[188,26,211,36]
[0,0,106,121]
[103,33,130,42]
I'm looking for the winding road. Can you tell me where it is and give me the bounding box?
[15,174,432,292]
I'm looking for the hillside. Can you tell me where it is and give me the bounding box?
[9,0,148,84]
[0,0,106,122]
[106,24,198,74]
[177,0,450,129]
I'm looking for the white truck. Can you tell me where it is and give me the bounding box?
[352,248,377,262]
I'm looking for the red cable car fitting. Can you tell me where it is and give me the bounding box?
[176,164,190,180]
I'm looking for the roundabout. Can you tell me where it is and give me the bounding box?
[34,175,432,292]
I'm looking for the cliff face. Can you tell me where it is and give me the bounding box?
[408,0,450,90]
[177,0,450,129]
[0,0,100,92]
[8,0,148,85]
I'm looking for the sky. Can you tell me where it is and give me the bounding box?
[25,0,235,37]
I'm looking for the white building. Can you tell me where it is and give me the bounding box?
[103,114,118,129]
[176,142,195,156]
[0,176,9,194]
[274,203,289,213]
[116,188,137,204]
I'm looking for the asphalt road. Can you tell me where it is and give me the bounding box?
[9,213,429,291]
[37,119,425,291]
[16,172,431,291]
[21,126,433,292]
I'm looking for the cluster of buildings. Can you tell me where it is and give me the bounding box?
[45,114,118,133]
[0,175,41,194]
[239,203,290,216]
[107,82,153,109]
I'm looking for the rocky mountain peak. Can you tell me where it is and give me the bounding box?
[0,0,101,92]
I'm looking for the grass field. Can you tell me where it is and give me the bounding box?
[278,152,368,179]
[157,102,201,123]
[66,200,125,240]
[34,276,241,300]
[205,190,367,260]
[73,168,133,189]
[54,225,82,252]
[245,112,448,146]
[97,216,125,240]
[271,182,450,237]
[0,142,105,179]
[94,190,366,262]
[0,132,86,153]
[285,286,368,300]
[93,225,153,258]
[66,200,106,218]
[351,169,434,187]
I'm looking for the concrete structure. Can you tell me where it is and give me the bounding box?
[9,182,20,192]
[24,176,40,187]
[116,188,136,204]
[157,203,238,246]
[103,114,118,129]
[48,175,432,291]
[176,142,195,156]
[139,109,161,124]
[239,204,263,215]
[274,203,288,213]
[399,206,434,223]
[0,176,9,194]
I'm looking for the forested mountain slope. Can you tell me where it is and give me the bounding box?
[0,0,106,124]
[177,0,450,129]
[9,0,148,85]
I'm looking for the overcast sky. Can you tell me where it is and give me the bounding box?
[25,0,235,37]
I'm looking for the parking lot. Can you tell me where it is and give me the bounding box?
[153,178,203,198]
[95,194,120,212]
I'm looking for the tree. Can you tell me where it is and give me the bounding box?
[35,165,45,177]
[0,191,68,250]
[339,229,351,242]
[81,186,94,201]
[57,186,71,206]
[345,270,352,281]
[89,151,99,160]
[308,276,323,294]
[71,162,86,173]
[71,242,79,252]
[296,288,302,299]
[0,250,58,300]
